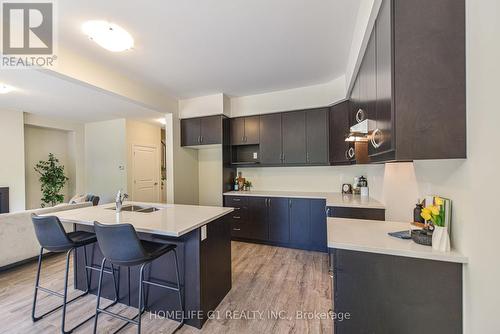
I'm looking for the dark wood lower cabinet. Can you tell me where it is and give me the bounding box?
[268,197,290,243]
[224,195,327,252]
[331,249,462,334]
[290,199,311,247]
[246,196,270,241]
[327,206,385,221]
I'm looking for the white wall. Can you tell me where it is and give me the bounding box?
[84,119,127,204]
[23,113,86,199]
[165,113,200,205]
[24,125,75,209]
[230,76,346,117]
[126,120,162,201]
[198,147,223,206]
[179,93,229,118]
[0,110,26,212]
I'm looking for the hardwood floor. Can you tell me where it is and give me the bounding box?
[0,242,332,334]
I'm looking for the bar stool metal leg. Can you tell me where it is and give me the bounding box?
[32,245,119,334]
[31,247,44,322]
[172,249,185,331]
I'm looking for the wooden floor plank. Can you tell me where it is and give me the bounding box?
[0,242,332,334]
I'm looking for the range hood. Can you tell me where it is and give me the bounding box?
[345,119,375,142]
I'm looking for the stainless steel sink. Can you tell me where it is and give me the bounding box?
[108,205,160,213]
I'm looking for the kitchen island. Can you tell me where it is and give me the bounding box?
[328,218,467,334]
[50,202,234,329]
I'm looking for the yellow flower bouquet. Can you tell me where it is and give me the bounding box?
[421,197,445,227]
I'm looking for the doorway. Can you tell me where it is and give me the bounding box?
[132,144,160,202]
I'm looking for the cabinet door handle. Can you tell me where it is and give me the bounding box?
[348,147,355,159]
[328,269,334,279]
[370,128,383,149]
[356,109,365,123]
[200,135,204,143]
[306,152,310,163]
[233,228,241,231]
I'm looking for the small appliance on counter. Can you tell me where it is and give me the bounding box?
[353,176,369,197]
[342,183,352,194]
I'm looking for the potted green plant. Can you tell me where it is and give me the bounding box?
[34,153,69,208]
[243,180,252,191]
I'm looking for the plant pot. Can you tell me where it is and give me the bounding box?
[432,226,450,252]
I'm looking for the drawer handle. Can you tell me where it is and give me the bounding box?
[234,207,241,211]
[232,198,241,202]
[233,228,241,231]
[233,216,241,219]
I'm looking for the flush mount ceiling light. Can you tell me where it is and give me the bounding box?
[82,20,134,52]
[0,83,15,94]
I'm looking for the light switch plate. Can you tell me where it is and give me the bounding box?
[201,225,207,241]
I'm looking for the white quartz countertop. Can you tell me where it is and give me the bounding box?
[224,191,385,209]
[327,218,467,263]
[48,202,234,237]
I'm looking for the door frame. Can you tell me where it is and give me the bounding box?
[131,144,160,202]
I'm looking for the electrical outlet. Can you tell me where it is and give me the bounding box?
[253,152,258,159]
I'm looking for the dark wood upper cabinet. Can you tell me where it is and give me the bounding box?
[353,0,466,162]
[306,108,329,165]
[200,115,222,145]
[181,115,223,147]
[371,0,394,157]
[259,113,283,165]
[181,118,201,147]
[230,117,245,145]
[230,116,260,145]
[243,116,260,144]
[329,101,353,165]
[282,111,307,164]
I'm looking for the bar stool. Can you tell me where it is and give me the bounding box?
[31,215,119,334]
[93,222,184,334]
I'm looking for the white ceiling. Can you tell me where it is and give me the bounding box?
[58,0,361,98]
[0,69,164,123]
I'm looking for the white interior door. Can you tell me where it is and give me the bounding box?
[132,145,159,203]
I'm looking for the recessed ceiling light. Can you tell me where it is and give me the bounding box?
[0,84,15,94]
[82,20,134,52]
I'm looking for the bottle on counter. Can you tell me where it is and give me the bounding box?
[414,199,425,224]
[234,177,239,191]
[237,172,245,191]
